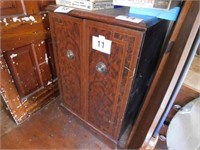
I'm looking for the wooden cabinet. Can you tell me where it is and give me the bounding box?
[48,7,169,144]
[0,1,58,124]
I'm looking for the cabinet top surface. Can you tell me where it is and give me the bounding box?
[46,5,160,31]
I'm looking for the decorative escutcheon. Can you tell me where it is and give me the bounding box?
[66,50,74,59]
[96,62,107,74]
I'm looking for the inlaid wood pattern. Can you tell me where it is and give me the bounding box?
[50,13,83,116]
[85,20,143,139]
[48,8,168,145]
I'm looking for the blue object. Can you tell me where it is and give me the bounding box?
[129,7,180,21]
[114,5,123,8]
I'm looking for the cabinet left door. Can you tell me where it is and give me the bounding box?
[49,13,84,117]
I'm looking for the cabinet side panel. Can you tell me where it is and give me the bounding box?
[121,20,169,137]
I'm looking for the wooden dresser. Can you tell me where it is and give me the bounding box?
[47,6,169,145]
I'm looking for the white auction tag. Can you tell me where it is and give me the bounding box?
[92,36,101,51]
[115,15,143,23]
[103,39,112,54]
[92,35,112,55]
[54,6,74,13]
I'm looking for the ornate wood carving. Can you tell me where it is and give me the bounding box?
[50,14,83,116]
[85,20,143,139]
[48,6,169,146]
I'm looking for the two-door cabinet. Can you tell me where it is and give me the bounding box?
[47,6,169,146]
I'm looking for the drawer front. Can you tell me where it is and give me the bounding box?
[49,13,84,116]
[84,20,143,139]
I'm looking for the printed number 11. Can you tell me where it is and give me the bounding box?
[97,40,104,49]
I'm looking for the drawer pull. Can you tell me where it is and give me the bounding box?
[96,62,107,74]
[66,50,74,59]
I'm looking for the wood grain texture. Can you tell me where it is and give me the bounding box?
[0,0,25,17]
[38,0,55,11]
[0,13,50,51]
[49,8,169,145]
[46,5,160,31]
[46,39,57,79]
[3,40,53,98]
[1,100,111,149]
[126,1,200,149]
[1,49,59,124]
[3,44,42,98]
[0,53,29,123]
[33,40,52,86]
[84,20,143,140]
[183,56,200,93]
[0,1,58,124]
[49,13,84,116]
[48,6,171,147]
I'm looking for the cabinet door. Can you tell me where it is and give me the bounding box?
[49,13,84,116]
[4,45,42,98]
[84,20,143,139]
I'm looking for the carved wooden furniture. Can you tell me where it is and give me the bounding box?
[0,1,58,124]
[48,6,169,145]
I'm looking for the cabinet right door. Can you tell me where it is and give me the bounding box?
[84,20,144,140]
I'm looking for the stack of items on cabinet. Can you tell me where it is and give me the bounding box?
[56,0,113,10]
